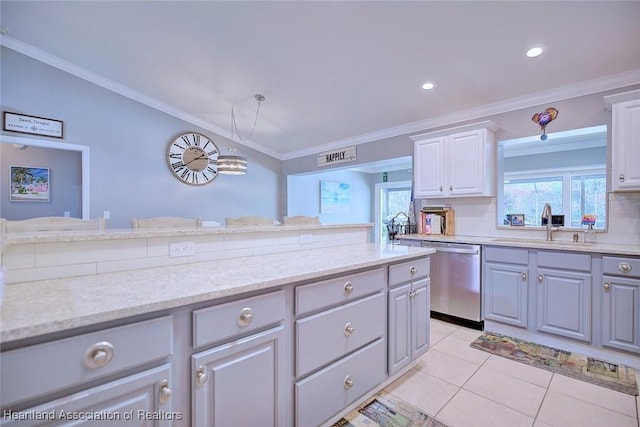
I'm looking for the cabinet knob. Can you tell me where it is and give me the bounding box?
[538,274,543,282]
[343,281,354,296]
[619,262,632,274]
[603,282,611,291]
[619,173,625,182]
[449,185,453,191]
[83,341,114,369]
[521,272,527,280]
[439,186,443,192]
[237,307,254,327]
[159,379,172,404]
[195,365,208,387]
[344,375,354,389]
[344,322,355,336]
[410,266,417,275]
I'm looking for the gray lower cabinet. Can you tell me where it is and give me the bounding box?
[483,247,529,328]
[191,290,286,427]
[294,267,388,426]
[536,251,592,342]
[602,256,640,354]
[0,316,175,427]
[191,326,285,427]
[388,258,430,375]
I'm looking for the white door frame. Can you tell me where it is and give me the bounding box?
[1,135,91,219]
[374,180,412,244]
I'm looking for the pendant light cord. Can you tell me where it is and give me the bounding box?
[231,94,264,142]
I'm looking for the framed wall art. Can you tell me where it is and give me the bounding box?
[320,180,351,214]
[10,166,50,202]
[3,112,64,139]
[510,214,525,226]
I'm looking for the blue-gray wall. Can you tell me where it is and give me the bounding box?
[1,47,282,228]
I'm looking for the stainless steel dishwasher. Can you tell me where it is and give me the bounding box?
[421,241,483,330]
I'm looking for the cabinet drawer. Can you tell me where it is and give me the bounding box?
[537,250,591,272]
[295,268,385,315]
[296,292,385,377]
[1,315,173,408]
[485,246,528,264]
[193,290,284,349]
[389,257,430,286]
[295,338,386,427]
[603,256,640,278]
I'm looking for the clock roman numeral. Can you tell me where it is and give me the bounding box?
[171,161,185,171]
[180,169,191,180]
[169,153,182,159]
[207,149,218,156]
[192,134,201,146]
[192,173,199,184]
[172,142,186,151]
[207,166,217,175]
[201,171,211,181]
[181,135,193,146]
[202,140,210,150]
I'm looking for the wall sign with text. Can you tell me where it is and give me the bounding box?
[3,112,64,139]
[317,146,356,167]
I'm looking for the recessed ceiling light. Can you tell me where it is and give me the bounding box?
[526,46,545,58]
[421,81,436,90]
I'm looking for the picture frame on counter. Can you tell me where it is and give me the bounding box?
[510,214,525,226]
[3,112,64,139]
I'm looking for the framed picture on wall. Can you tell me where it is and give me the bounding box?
[320,180,351,214]
[10,166,50,202]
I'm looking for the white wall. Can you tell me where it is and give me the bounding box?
[287,169,372,225]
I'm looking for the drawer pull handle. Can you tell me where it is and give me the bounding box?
[344,282,354,296]
[538,274,543,282]
[159,379,172,404]
[238,307,254,327]
[195,366,208,387]
[410,266,417,275]
[619,262,632,274]
[449,185,453,191]
[439,186,443,192]
[344,322,355,336]
[604,282,611,291]
[521,272,527,280]
[83,341,114,369]
[344,375,354,389]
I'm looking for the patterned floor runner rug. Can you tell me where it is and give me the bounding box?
[332,392,449,427]
[470,332,638,396]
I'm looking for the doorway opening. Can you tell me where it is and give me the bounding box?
[374,181,412,243]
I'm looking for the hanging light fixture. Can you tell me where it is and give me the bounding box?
[218,93,265,175]
[217,147,248,175]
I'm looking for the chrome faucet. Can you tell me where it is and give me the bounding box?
[541,203,556,241]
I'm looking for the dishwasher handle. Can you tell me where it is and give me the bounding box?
[421,242,480,255]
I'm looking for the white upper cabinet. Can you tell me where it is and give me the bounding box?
[411,121,498,198]
[606,89,640,192]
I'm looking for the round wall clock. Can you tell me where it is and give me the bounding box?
[167,132,219,185]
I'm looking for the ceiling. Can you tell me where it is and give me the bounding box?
[2,1,640,161]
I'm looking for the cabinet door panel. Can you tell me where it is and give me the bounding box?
[483,262,528,327]
[414,137,445,198]
[192,326,284,427]
[412,278,430,358]
[612,98,640,191]
[537,269,591,342]
[602,276,640,353]
[447,130,484,195]
[388,283,411,373]
[2,365,173,427]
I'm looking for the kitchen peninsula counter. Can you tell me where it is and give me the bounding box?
[1,243,434,344]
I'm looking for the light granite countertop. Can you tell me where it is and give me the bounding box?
[397,234,640,256]
[0,243,433,344]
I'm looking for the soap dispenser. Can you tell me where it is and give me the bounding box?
[584,223,597,243]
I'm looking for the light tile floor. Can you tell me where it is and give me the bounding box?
[383,319,640,427]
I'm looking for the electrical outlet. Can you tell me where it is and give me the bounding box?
[170,241,194,258]
[299,234,313,244]
[103,211,111,220]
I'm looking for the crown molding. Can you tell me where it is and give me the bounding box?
[0,36,282,159]
[281,68,640,160]
[4,36,639,162]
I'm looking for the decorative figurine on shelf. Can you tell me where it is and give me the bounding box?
[532,107,559,141]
